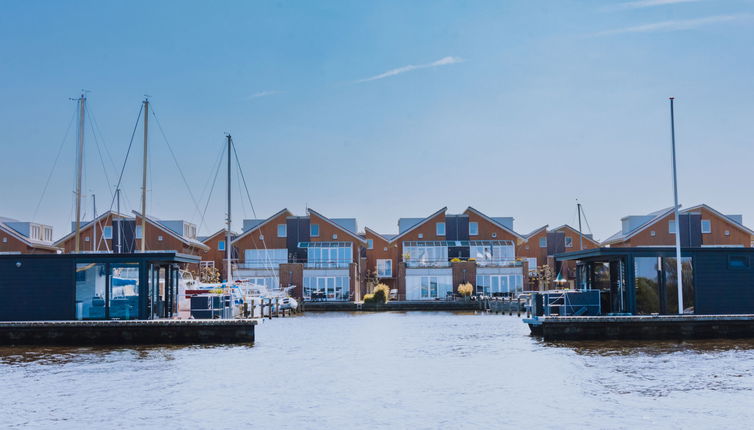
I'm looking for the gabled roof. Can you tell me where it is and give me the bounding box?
[602,207,676,246]
[232,208,292,244]
[54,210,132,246]
[0,222,60,252]
[307,208,366,243]
[522,225,548,239]
[132,211,209,251]
[364,226,392,242]
[465,206,526,241]
[200,229,239,243]
[550,224,599,244]
[681,204,754,236]
[390,207,447,243]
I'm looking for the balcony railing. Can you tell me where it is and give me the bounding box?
[402,258,523,268]
[233,258,352,270]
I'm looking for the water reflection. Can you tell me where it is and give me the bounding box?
[1,313,753,429]
[545,338,754,356]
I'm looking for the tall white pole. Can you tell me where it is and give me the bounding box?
[140,98,149,252]
[226,134,233,284]
[670,97,684,314]
[74,93,85,252]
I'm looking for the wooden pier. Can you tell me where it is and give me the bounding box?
[525,314,754,341]
[0,319,257,346]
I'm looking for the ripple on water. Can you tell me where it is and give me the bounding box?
[1,312,754,429]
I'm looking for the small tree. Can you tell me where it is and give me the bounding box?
[364,283,390,304]
[457,282,473,297]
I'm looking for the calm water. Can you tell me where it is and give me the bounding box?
[2,312,754,429]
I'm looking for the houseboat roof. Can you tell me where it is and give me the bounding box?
[556,246,754,261]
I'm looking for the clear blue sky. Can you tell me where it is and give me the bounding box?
[1,0,753,240]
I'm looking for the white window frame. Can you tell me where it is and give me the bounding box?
[565,236,573,248]
[701,219,711,234]
[436,222,445,236]
[103,226,113,240]
[367,239,373,250]
[469,222,479,236]
[277,224,287,238]
[668,220,676,234]
[218,240,226,251]
[377,259,393,278]
[310,224,319,237]
[243,249,288,268]
[539,237,547,248]
[135,226,143,239]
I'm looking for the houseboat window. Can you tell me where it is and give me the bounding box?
[729,255,749,269]
[701,220,711,234]
[668,220,676,234]
[310,224,319,237]
[75,263,107,320]
[565,237,573,248]
[135,226,143,239]
[277,224,287,238]
[469,222,479,236]
[218,240,225,251]
[663,257,694,314]
[539,237,547,248]
[110,263,140,320]
[436,222,446,236]
[635,257,661,314]
[377,259,392,277]
[103,226,113,239]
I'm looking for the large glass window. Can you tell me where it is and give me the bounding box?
[403,245,449,267]
[303,276,350,301]
[243,249,288,268]
[405,275,452,300]
[475,274,523,296]
[75,263,107,320]
[306,245,352,268]
[377,259,392,277]
[635,257,661,314]
[663,257,694,314]
[110,263,140,320]
[470,244,515,265]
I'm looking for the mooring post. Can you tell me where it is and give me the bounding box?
[268,298,272,320]
[517,296,522,317]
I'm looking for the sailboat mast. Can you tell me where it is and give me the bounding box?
[140,98,149,252]
[92,194,97,251]
[226,134,232,283]
[116,188,122,253]
[577,202,583,251]
[669,97,684,314]
[74,93,85,252]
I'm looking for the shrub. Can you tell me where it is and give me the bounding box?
[457,282,473,296]
[364,283,390,304]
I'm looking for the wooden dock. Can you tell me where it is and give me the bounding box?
[0,319,258,346]
[525,314,754,341]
